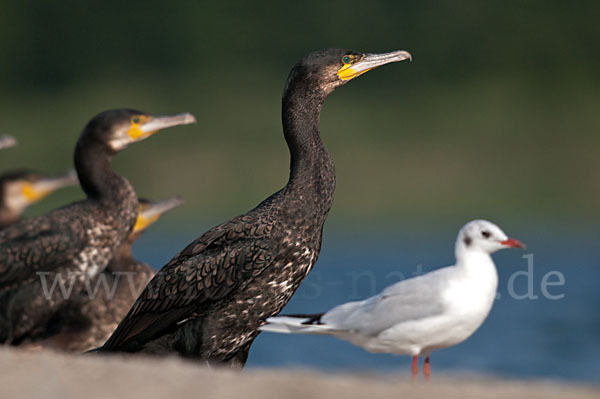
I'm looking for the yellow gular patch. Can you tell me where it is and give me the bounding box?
[133,213,161,233]
[337,64,373,81]
[127,115,153,140]
[21,182,51,203]
[127,125,146,140]
[336,54,367,81]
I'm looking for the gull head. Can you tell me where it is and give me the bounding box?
[457,219,525,255]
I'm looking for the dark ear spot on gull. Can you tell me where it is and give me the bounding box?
[463,235,472,246]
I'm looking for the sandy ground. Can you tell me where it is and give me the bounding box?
[1,347,598,399]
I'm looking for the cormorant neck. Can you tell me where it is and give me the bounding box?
[0,206,18,229]
[113,243,134,266]
[108,231,142,271]
[74,136,131,202]
[282,82,332,188]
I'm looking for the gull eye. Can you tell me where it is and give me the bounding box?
[132,116,140,124]
[481,231,491,239]
[342,55,352,64]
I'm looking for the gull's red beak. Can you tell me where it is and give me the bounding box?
[501,238,526,249]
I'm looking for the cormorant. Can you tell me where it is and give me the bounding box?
[0,109,195,344]
[260,220,525,381]
[97,49,412,367]
[0,135,17,150]
[0,170,79,229]
[28,196,184,352]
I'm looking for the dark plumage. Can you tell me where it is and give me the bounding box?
[29,196,184,352]
[0,169,78,229]
[0,109,195,344]
[98,49,411,367]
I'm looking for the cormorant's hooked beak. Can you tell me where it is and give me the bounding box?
[500,238,526,249]
[337,50,412,81]
[128,113,196,142]
[0,135,17,150]
[133,196,185,233]
[22,170,79,203]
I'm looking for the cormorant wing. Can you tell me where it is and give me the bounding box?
[0,212,91,289]
[101,217,275,350]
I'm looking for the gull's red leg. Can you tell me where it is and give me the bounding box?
[424,356,431,382]
[411,355,418,382]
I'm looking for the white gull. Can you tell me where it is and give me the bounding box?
[260,219,525,380]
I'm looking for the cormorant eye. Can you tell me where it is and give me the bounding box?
[132,117,140,124]
[481,231,491,239]
[342,55,352,64]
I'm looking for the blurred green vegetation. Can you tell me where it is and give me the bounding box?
[0,1,599,227]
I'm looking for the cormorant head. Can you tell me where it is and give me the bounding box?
[0,169,78,220]
[81,109,196,153]
[284,48,412,100]
[456,219,526,258]
[130,196,184,239]
[0,135,17,150]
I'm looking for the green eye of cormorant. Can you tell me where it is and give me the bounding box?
[132,117,140,124]
[342,55,351,64]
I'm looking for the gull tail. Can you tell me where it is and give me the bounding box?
[85,347,103,353]
[259,313,335,335]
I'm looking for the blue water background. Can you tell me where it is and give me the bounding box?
[135,221,600,383]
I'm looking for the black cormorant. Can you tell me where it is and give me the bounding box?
[0,170,79,229]
[98,49,411,367]
[0,109,195,344]
[0,135,17,150]
[27,196,184,352]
